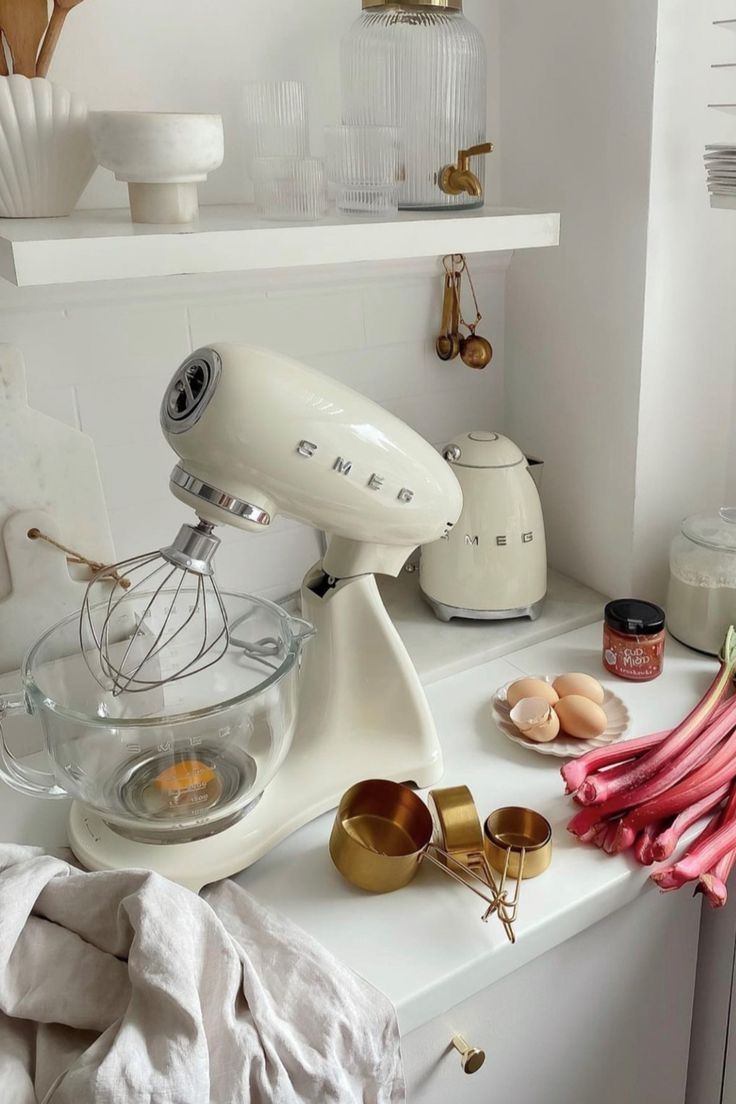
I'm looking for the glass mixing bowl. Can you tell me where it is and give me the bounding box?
[0,589,314,843]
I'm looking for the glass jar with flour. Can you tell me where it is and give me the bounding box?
[667,508,736,655]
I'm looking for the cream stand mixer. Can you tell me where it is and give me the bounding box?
[59,344,463,888]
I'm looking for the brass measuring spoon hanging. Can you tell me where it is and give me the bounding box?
[435,267,461,361]
[435,254,493,370]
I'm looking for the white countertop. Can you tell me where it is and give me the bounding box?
[0,620,715,1035]
[382,566,606,684]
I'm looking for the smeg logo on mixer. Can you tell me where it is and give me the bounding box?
[296,440,415,503]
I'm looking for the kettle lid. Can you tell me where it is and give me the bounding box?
[442,431,526,469]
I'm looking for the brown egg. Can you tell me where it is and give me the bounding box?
[554,695,608,739]
[506,678,559,709]
[509,697,561,743]
[553,672,605,705]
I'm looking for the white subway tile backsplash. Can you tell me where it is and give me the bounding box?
[77,376,167,447]
[362,280,438,347]
[305,341,479,404]
[386,377,504,444]
[213,523,323,596]
[0,303,190,388]
[107,497,187,563]
[95,439,174,510]
[188,288,365,358]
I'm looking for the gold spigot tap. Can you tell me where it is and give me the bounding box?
[439,142,494,198]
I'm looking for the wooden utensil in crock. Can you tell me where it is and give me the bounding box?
[36,0,86,78]
[0,0,48,77]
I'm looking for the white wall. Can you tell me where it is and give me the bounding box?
[500,0,736,604]
[499,0,659,598]
[633,0,736,600]
[0,0,505,602]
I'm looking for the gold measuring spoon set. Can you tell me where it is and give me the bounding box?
[329,779,551,944]
[435,253,494,370]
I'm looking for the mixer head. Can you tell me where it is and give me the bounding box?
[80,519,228,696]
[160,344,463,579]
[79,343,462,698]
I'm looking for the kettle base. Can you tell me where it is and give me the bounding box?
[424,596,546,624]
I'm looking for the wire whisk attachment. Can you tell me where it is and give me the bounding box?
[79,519,229,696]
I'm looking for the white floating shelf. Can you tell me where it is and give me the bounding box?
[0,204,560,288]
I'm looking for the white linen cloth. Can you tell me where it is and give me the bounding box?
[0,845,404,1104]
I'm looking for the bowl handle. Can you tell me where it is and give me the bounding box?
[290,616,316,648]
[0,692,67,799]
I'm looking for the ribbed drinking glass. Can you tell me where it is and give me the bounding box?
[243,81,308,163]
[324,125,402,215]
[251,156,327,221]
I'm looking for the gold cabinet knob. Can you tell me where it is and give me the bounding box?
[451,1034,486,1075]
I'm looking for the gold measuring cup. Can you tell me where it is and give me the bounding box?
[429,785,515,943]
[329,779,501,912]
[482,806,552,925]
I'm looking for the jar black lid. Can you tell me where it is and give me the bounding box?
[605,599,666,636]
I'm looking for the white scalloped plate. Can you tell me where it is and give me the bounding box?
[491,675,630,758]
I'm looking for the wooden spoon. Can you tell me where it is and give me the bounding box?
[0,0,48,77]
[36,0,85,78]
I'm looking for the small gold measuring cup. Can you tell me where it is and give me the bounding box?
[329,779,502,913]
[428,785,515,943]
[482,806,552,925]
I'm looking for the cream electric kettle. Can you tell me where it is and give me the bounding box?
[420,432,547,622]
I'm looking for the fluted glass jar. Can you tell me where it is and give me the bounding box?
[341,0,487,210]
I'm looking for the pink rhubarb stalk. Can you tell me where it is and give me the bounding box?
[699,871,730,908]
[652,796,736,891]
[580,628,736,805]
[568,709,736,844]
[573,757,651,804]
[613,725,736,850]
[699,846,736,908]
[651,785,729,862]
[579,701,736,808]
[561,729,669,795]
[633,822,664,865]
[698,783,736,907]
[578,697,736,807]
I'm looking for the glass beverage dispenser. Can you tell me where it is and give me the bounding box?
[341,0,490,210]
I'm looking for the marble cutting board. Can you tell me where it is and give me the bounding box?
[0,345,115,674]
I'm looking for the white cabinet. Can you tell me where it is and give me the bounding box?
[403,888,700,1104]
[687,894,736,1104]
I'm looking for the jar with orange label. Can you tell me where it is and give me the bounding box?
[603,599,666,682]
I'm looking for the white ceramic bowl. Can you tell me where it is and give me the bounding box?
[0,76,96,218]
[90,111,224,224]
[90,111,224,183]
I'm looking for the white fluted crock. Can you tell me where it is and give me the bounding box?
[0,76,96,218]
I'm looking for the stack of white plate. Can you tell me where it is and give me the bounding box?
[705,144,736,195]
